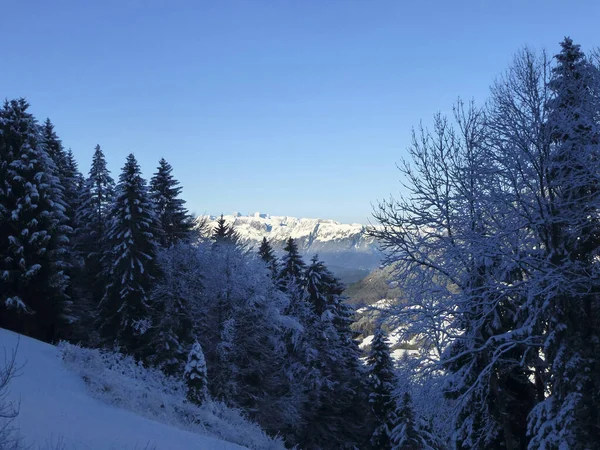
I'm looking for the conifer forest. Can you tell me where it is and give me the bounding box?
[2,38,600,449]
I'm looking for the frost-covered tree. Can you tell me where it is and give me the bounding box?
[77,145,115,306]
[367,327,399,449]
[166,241,298,436]
[525,37,600,448]
[372,97,538,449]
[0,99,71,342]
[184,341,209,406]
[304,255,331,316]
[39,120,84,338]
[62,149,84,233]
[79,145,114,240]
[371,40,600,450]
[391,392,433,450]
[149,158,194,247]
[258,237,278,279]
[278,237,306,291]
[40,121,83,244]
[99,154,158,358]
[149,243,200,375]
[297,256,369,449]
[212,214,241,247]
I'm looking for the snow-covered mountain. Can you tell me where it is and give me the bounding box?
[202,213,382,283]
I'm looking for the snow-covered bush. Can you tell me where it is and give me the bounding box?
[58,342,284,450]
[184,342,208,406]
[0,345,20,450]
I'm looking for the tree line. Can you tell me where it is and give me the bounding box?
[0,101,414,449]
[371,38,600,449]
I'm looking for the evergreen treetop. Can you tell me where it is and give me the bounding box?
[149,158,194,247]
[367,327,399,450]
[258,237,278,278]
[279,237,306,287]
[184,340,209,406]
[99,153,158,357]
[0,99,70,341]
[212,214,241,246]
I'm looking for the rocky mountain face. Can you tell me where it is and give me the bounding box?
[202,213,382,283]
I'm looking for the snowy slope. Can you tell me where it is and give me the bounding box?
[1,328,245,450]
[202,213,382,281]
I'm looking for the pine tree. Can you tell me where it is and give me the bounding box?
[212,214,241,247]
[149,243,199,375]
[184,341,209,406]
[39,121,83,338]
[40,119,67,180]
[77,145,115,304]
[528,37,600,447]
[298,256,369,449]
[99,154,158,358]
[391,392,430,450]
[278,237,306,289]
[149,158,194,247]
[258,237,278,279]
[0,99,70,342]
[367,327,399,450]
[61,149,84,237]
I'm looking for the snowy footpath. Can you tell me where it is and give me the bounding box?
[1,328,244,450]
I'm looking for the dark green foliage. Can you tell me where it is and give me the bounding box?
[77,145,115,306]
[367,327,398,450]
[39,120,85,341]
[148,244,199,375]
[0,99,70,342]
[99,154,159,358]
[528,37,600,446]
[392,392,424,450]
[149,158,195,247]
[212,214,241,247]
[293,256,369,449]
[278,237,306,289]
[258,237,278,279]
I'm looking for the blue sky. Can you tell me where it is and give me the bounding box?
[2,1,599,223]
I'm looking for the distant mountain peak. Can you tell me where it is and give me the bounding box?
[200,213,382,283]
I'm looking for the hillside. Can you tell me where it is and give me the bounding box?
[0,329,275,450]
[344,265,402,305]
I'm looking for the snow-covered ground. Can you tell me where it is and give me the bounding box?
[1,328,245,450]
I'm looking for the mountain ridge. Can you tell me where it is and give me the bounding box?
[201,213,382,283]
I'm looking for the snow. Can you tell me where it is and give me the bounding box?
[1,328,246,450]
[200,213,374,249]
[359,334,374,349]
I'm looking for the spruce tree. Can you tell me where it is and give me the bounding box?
[0,99,70,341]
[391,392,428,450]
[39,121,83,338]
[149,243,198,375]
[184,341,209,406]
[99,154,158,358]
[40,119,67,181]
[149,158,194,247]
[258,237,278,279]
[367,327,399,450]
[61,149,84,238]
[278,237,306,289]
[298,256,369,449]
[528,37,600,447]
[212,214,241,247]
[77,145,115,306]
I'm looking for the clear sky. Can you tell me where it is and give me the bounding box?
[2,1,599,224]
